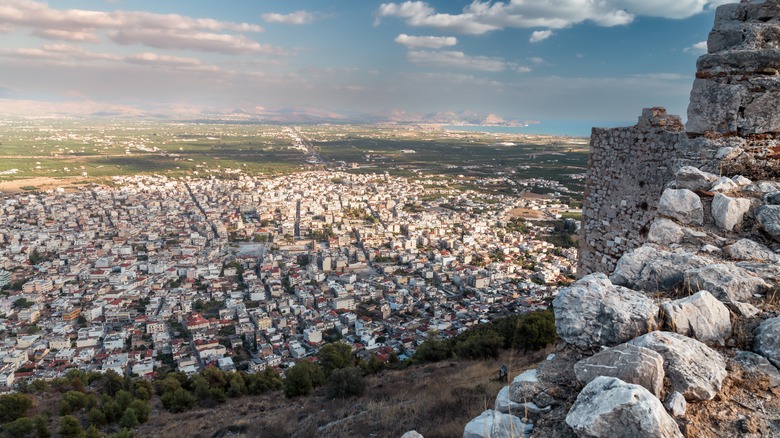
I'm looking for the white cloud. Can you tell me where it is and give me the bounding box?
[528,57,544,64]
[514,66,532,73]
[529,30,553,43]
[394,33,457,48]
[262,11,317,25]
[407,50,506,72]
[0,0,274,55]
[684,40,708,54]
[377,1,729,37]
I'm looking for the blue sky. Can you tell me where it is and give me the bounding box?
[0,0,732,131]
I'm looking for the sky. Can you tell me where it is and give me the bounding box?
[0,0,736,132]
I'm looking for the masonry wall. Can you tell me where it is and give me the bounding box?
[578,108,687,276]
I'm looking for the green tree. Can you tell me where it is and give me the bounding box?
[3,417,34,438]
[160,388,195,413]
[317,342,353,377]
[0,393,33,424]
[118,409,138,430]
[284,361,323,397]
[514,309,557,353]
[454,330,503,360]
[84,425,101,438]
[128,400,150,424]
[58,415,85,438]
[107,429,133,438]
[60,391,87,415]
[87,407,106,428]
[33,415,50,438]
[325,368,366,399]
[114,390,133,412]
[413,338,452,363]
[101,399,122,424]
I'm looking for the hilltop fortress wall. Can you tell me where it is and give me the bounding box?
[578,0,780,276]
[578,109,687,276]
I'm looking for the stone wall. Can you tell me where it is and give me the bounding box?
[578,108,686,276]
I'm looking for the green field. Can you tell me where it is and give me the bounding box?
[0,119,588,195]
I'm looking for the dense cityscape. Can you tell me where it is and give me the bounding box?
[0,169,580,389]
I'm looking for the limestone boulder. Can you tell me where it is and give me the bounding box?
[565,376,683,438]
[675,166,718,191]
[684,263,767,302]
[495,385,551,415]
[401,432,424,438]
[508,372,558,410]
[553,274,658,349]
[611,245,709,291]
[574,344,665,398]
[733,351,780,388]
[710,176,739,193]
[463,409,531,438]
[660,291,731,346]
[711,193,751,231]
[725,239,779,262]
[664,392,687,418]
[647,218,707,245]
[731,301,761,318]
[754,317,780,369]
[657,188,704,226]
[629,331,727,401]
[756,205,780,242]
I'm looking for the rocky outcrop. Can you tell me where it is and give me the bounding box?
[573,344,665,398]
[675,166,718,191]
[462,409,531,438]
[629,331,727,402]
[657,189,704,226]
[688,0,780,135]
[610,245,708,291]
[565,377,683,438]
[659,291,731,346]
[711,193,751,231]
[684,263,768,302]
[553,274,657,349]
[754,316,780,368]
[725,238,779,262]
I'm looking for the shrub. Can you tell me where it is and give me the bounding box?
[325,368,366,399]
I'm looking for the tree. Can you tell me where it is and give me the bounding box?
[413,338,452,363]
[85,425,101,438]
[33,415,50,438]
[454,330,503,360]
[0,393,33,424]
[325,368,366,399]
[160,388,195,413]
[58,415,85,438]
[118,408,138,430]
[284,361,323,397]
[87,407,106,428]
[3,417,34,438]
[317,342,353,377]
[514,309,557,353]
[129,400,150,424]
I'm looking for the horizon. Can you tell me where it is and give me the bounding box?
[0,1,734,132]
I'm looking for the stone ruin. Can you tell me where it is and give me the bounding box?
[464,1,780,437]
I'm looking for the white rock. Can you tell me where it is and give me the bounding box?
[553,273,658,349]
[566,376,683,438]
[710,176,739,193]
[611,245,709,291]
[664,392,687,418]
[657,188,704,226]
[574,344,665,398]
[732,175,752,186]
[684,263,767,302]
[711,193,751,231]
[629,331,727,402]
[733,351,780,388]
[463,409,531,438]
[675,166,718,191]
[647,218,706,245]
[660,291,731,346]
[512,369,538,384]
[496,386,552,416]
[401,431,424,438]
[754,317,780,369]
[731,301,760,318]
[725,239,778,262]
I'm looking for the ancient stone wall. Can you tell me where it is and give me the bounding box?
[578,108,687,276]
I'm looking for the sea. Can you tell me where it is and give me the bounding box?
[443,120,634,138]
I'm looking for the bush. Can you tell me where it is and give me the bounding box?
[454,330,503,360]
[58,415,85,438]
[160,388,196,413]
[3,417,34,438]
[284,361,324,398]
[317,343,354,377]
[0,394,33,424]
[325,368,366,399]
[118,408,138,430]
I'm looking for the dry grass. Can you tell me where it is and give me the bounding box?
[133,348,552,438]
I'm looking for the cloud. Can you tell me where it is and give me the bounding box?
[394,33,457,48]
[0,0,273,55]
[514,66,532,73]
[262,11,317,25]
[377,1,728,37]
[407,50,506,72]
[108,29,281,55]
[684,40,708,54]
[529,30,552,43]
